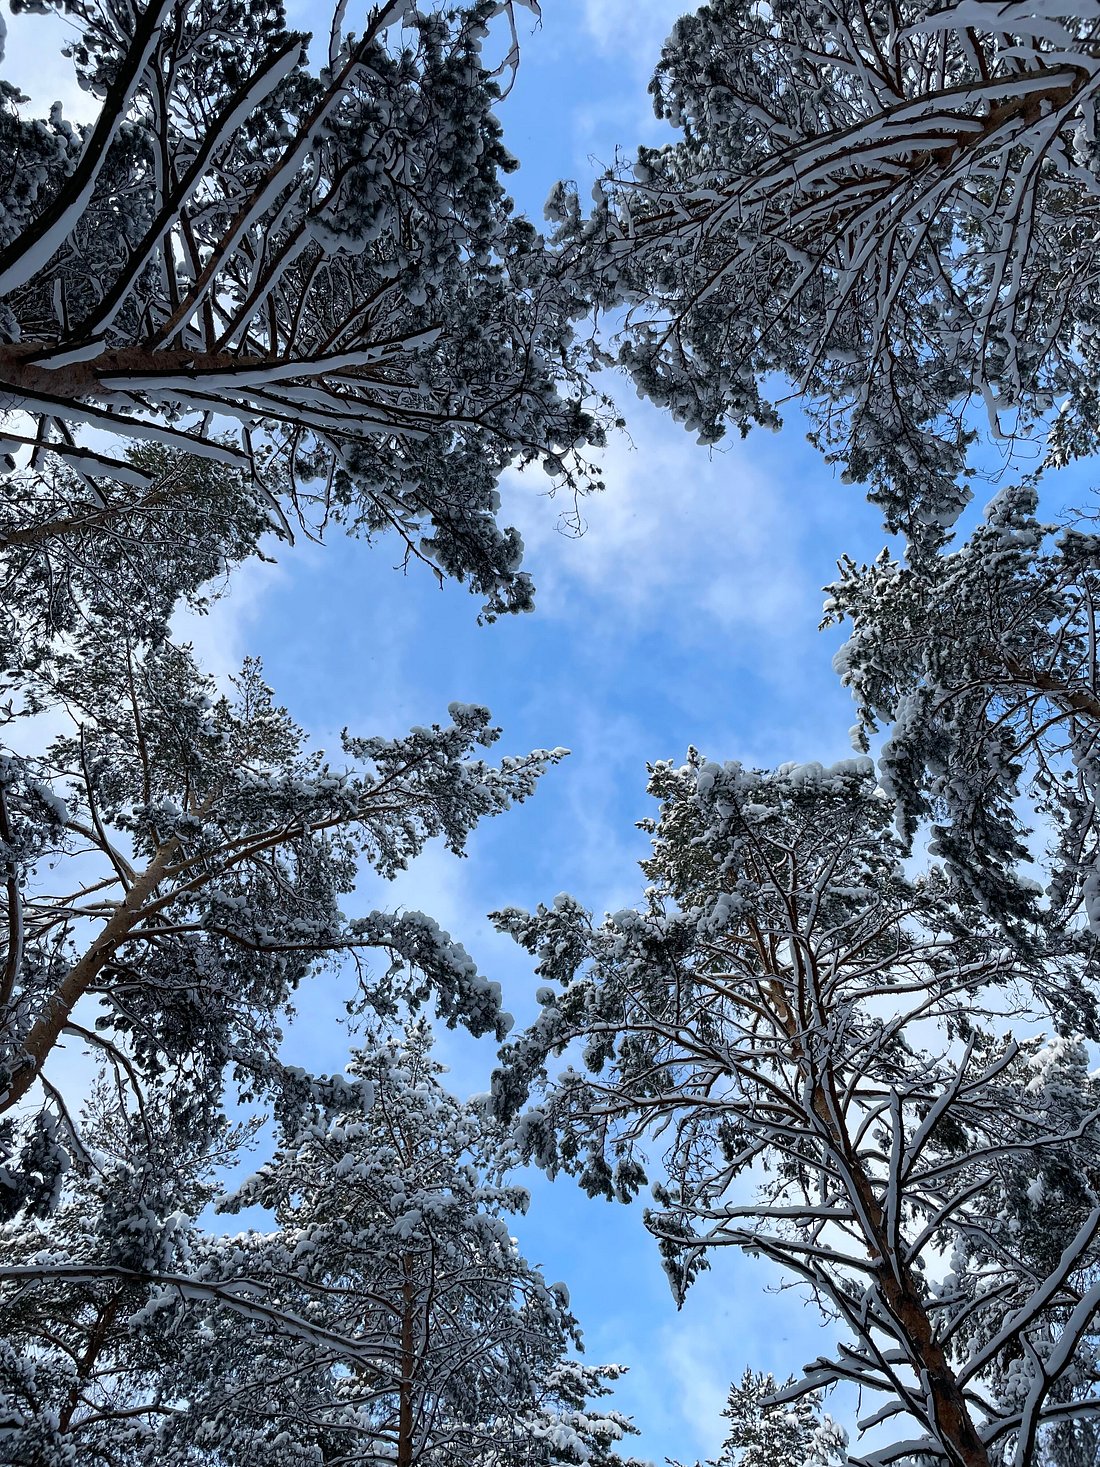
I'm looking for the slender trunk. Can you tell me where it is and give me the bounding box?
[0,474,197,551]
[1,838,177,1112]
[768,979,990,1467]
[0,775,24,1012]
[845,1151,990,1467]
[58,1289,124,1433]
[397,1257,416,1467]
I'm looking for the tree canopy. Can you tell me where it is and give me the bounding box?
[0,3,635,1461]
[0,0,605,617]
[494,755,1100,1466]
[10,0,1100,1464]
[563,0,1100,542]
[0,1025,645,1465]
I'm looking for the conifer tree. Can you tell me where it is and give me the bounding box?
[0,0,604,617]
[679,1369,845,1467]
[0,1029,645,1466]
[569,0,1100,540]
[0,636,561,1209]
[495,756,1100,1466]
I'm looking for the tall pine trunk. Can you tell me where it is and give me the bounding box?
[397,1256,416,1467]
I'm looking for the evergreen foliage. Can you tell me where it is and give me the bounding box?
[10,1,1100,1464]
[495,755,1100,1465]
[0,1028,644,1465]
[0,5,635,1462]
[561,0,1100,542]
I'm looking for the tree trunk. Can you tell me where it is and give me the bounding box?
[1,838,178,1113]
[847,1153,991,1467]
[768,977,991,1467]
[397,1257,416,1467]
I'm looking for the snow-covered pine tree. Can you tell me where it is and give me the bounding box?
[0,1025,645,1465]
[0,1089,255,1465]
[0,0,604,618]
[0,3,620,1439]
[1042,1418,1100,1466]
[824,481,1100,949]
[0,443,273,671]
[193,1021,644,1467]
[0,634,563,1212]
[673,1369,846,1467]
[493,754,1100,1466]
[564,0,1100,541]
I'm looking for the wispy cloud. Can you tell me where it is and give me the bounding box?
[577,0,686,71]
[1,8,94,120]
[171,549,290,691]
[655,1249,846,1461]
[505,403,820,652]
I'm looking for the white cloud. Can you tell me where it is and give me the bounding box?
[655,1249,847,1460]
[504,405,810,648]
[578,0,686,70]
[659,1324,733,1457]
[171,545,291,691]
[1,6,93,121]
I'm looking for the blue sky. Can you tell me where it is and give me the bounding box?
[162,5,893,1453]
[3,0,1075,1458]
[181,385,891,1464]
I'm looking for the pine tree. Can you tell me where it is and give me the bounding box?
[824,481,1100,951]
[494,754,1100,1466]
[679,1369,846,1467]
[568,0,1100,541]
[0,1029,646,1466]
[0,636,563,1211]
[0,0,604,618]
